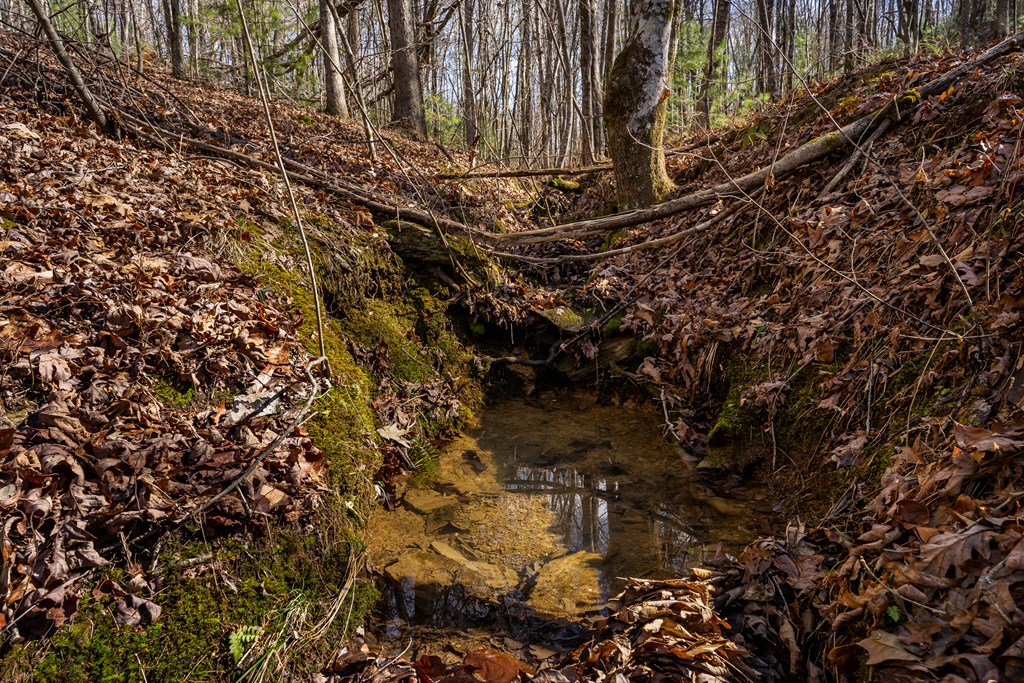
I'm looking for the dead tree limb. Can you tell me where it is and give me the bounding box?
[23,0,113,135]
[115,111,490,241]
[496,28,1024,246]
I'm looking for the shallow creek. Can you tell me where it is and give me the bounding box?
[364,392,778,663]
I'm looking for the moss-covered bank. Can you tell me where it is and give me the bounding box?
[1,211,483,682]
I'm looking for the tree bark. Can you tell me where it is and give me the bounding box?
[699,0,730,126]
[320,0,350,117]
[160,0,184,78]
[580,0,601,164]
[516,0,534,162]
[602,0,618,84]
[755,0,776,95]
[387,0,427,136]
[604,0,675,210]
[995,0,1009,38]
[843,0,855,70]
[460,0,477,148]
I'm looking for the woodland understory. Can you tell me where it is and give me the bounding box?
[1,4,1024,683]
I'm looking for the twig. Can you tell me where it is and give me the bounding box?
[234,0,329,373]
[97,358,326,555]
[822,119,891,194]
[493,191,755,262]
[184,357,326,523]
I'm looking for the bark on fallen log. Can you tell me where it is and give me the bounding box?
[496,29,1024,246]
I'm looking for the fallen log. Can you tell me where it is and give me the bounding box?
[496,28,1024,246]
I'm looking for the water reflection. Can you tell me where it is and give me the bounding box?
[503,461,702,590]
[366,392,777,653]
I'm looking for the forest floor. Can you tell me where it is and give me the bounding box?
[1,28,1024,683]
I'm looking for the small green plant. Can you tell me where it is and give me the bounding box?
[229,625,264,664]
[886,604,902,624]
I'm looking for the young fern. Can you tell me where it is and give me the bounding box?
[229,625,265,664]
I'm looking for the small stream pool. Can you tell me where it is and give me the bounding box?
[363,392,778,663]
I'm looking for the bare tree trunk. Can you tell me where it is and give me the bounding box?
[604,0,674,209]
[699,0,730,126]
[580,0,600,164]
[602,0,617,84]
[460,0,477,148]
[995,0,1010,38]
[24,0,113,134]
[160,0,184,78]
[387,0,426,136]
[844,0,855,70]
[321,0,350,116]
[756,0,776,95]
[516,0,534,163]
[784,0,796,91]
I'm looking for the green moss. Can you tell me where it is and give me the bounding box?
[537,306,586,333]
[7,525,376,683]
[706,360,769,460]
[235,235,381,498]
[705,359,835,471]
[151,378,197,409]
[5,205,488,682]
[635,339,657,356]
[549,177,582,193]
[601,311,627,336]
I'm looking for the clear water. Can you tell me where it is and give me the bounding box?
[364,392,778,659]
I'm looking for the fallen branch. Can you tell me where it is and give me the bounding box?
[23,0,112,135]
[822,119,891,194]
[115,110,491,241]
[496,28,1024,246]
[493,190,754,263]
[437,163,612,179]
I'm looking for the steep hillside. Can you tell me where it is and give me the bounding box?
[1,25,1024,683]
[0,31,508,681]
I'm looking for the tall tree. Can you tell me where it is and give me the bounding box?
[460,0,477,148]
[698,0,729,125]
[580,0,602,164]
[321,0,350,117]
[386,0,427,136]
[161,0,184,78]
[994,0,1010,38]
[755,0,777,95]
[604,0,675,209]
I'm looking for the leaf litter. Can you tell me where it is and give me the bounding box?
[315,45,1024,683]
[2,26,1024,683]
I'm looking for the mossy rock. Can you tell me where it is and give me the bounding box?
[381,219,489,271]
[537,305,587,333]
[548,176,582,193]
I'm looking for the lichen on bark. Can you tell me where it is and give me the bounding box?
[604,0,675,210]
